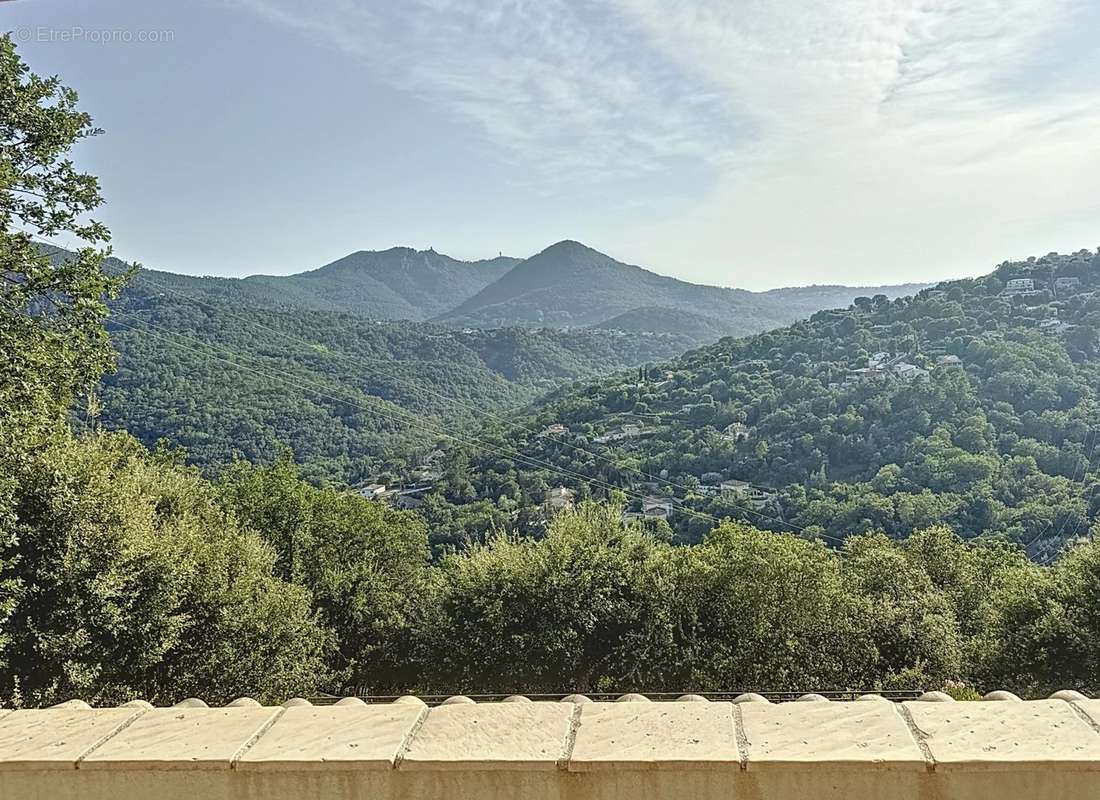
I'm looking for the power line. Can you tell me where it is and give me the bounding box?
[1022,425,1100,562]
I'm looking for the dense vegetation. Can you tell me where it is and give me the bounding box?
[409,249,1100,563]
[6,35,1100,708]
[94,283,692,484]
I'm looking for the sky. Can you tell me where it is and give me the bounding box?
[3,0,1099,290]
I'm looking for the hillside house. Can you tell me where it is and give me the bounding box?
[936,355,962,366]
[356,483,388,499]
[1055,276,1081,294]
[410,466,442,483]
[721,422,751,442]
[392,494,425,510]
[850,367,886,382]
[594,423,645,444]
[544,486,575,514]
[537,423,567,438]
[642,496,676,520]
[1003,278,1035,295]
[720,480,776,510]
[1039,318,1072,334]
[893,363,930,382]
[681,403,709,414]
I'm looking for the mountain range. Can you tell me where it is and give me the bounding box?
[438,240,929,336]
[36,239,934,482]
[114,240,928,346]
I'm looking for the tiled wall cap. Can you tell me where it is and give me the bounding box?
[172,698,209,708]
[226,697,261,708]
[856,693,888,701]
[502,695,532,703]
[122,699,153,709]
[916,691,955,702]
[615,693,651,702]
[561,694,592,704]
[334,697,367,707]
[393,695,428,706]
[49,699,91,709]
[796,693,830,702]
[677,694,710,702]
[732,692,770,704]
[440,695,476,705]
[1050,689,1090,702]
[982,690,1023,701]
[281,697,312,707]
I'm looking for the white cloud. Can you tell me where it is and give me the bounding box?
[237,0,1100,287]
[236,0,738,181]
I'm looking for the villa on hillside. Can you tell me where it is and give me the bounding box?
[356,483,388,499]
[721,422,751,442]
[850,366,886,382]
[720,480,776,509]
[594,423,645,444]
[1003,277,1036,295]
[1040,318,1072,334]
[893,362,930,382]
[537,423,567,438]
[642,496,676,520]
[936,354,962,366]
[1055,276,1081,294]
[544,486,575,514]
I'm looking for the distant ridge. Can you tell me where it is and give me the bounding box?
[41,240,931,345]
[121,247,518,321]
[436,240,930,338]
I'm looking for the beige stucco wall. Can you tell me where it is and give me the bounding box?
[0,693,1098,800]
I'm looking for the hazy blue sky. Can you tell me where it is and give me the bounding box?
[4,0,1099,289]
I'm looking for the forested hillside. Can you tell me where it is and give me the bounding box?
[98,290,693,484]
[412,249,1100,562]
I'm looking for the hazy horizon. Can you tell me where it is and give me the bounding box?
[5,0,1099,290]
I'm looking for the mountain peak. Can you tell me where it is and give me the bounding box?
[538,239,602,258]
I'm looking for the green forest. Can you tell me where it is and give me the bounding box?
[95,280,692,484]
[411,249,1100,563]
[5,34,1100,706]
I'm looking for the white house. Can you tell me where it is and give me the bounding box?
[356,483,388,499]
[721,422,750,442]
[642,496,675,520]
[1004,278,1035,295]
[537,423,567,438]
[936,355,962,366]
[893,363,930,382]
[719,480,775,510]
[1040,318,1072,334]
[544,486,575,513]
[850,367,886,382]
[1055,277,1081,294]
[594,424,645,444]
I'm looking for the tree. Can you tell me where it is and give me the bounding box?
[0,432,328,705]
[220,456,430,691]
[0,34,128,448]
[412,503,678,693]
